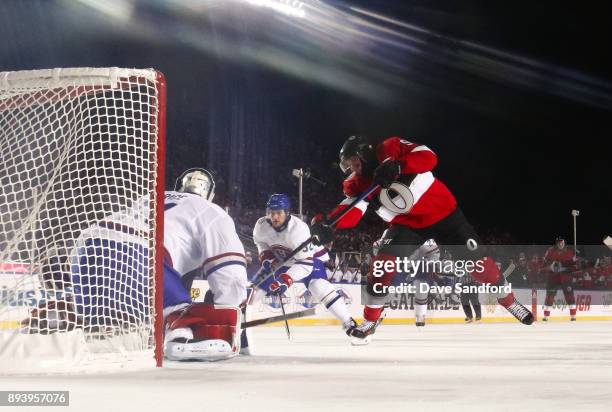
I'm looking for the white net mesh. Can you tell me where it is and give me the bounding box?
[0,67,164,373]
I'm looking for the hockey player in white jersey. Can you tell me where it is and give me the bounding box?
[406,239,440,327]
[25,168,247,361]
[371,233,439,330]
[252,194,356,335]
[162,168,248,361]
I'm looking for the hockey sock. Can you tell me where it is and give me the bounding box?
[364,305,384,322]
[309,279,352,325]
[415,303,427,319]
[470,256,501,285]
[497,292,516,309]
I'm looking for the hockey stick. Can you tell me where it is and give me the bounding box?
[277,290,291,340]
[249,183,379,290]
[241,308,316,329]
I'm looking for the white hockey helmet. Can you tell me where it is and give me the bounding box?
[175,168,215,201]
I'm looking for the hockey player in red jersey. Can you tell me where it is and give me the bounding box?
[311,135,533,342]
[541,237,577,321]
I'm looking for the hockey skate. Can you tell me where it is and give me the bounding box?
[465,317,473,323]
[347,311,386,346]
[342,318,358,334]
[415,315,426,327]
[570,315,577,321]
[500,297,534,325]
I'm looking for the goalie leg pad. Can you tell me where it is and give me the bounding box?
[164,303,241,361]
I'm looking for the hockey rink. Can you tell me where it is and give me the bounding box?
[1,321,611,411]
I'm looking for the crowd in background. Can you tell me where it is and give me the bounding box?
[219,200,612,291]
[167,143,612,292]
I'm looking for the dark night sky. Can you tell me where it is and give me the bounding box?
[0,0,610,244]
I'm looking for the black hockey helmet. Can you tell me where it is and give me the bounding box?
[339,135,377,176]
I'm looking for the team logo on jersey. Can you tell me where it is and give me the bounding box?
[190,288,201,300]
[379,182,415,214]
[270,245,293,261]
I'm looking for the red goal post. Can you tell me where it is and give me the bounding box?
[0,67,166,372]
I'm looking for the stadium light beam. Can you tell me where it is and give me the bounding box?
[245,0,306,18]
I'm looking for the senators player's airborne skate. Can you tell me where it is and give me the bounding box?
[345,310,386,345]
[498,294,534,325]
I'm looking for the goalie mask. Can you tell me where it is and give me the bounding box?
[175,168,215,201]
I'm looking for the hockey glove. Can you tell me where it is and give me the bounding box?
[261,259,277,274]
[311,221,334,246]
[373,160,401,188]
[269,273,293,295]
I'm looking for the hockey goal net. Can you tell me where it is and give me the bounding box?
[0,67,166,373]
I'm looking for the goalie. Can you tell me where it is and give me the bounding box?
[25,168,248,362]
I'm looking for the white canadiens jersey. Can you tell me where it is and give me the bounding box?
[409,239,440,262]
[164,191,247,279]
[253,215,329,281]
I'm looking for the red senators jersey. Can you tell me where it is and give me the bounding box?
[543,246,576,271]
[330,137,457,229]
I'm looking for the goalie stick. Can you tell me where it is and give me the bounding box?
[241,308,316,329]
[249,183,380,290]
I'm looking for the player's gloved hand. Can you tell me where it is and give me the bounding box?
[311,221,334,246]
[269,273,293,295]
[261,259,276,274]
[373,159,401,188]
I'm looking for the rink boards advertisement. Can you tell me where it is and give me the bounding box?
[2,261,612,329]
[191,280,612,325]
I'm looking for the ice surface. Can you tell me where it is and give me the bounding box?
[1,321,611,411]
